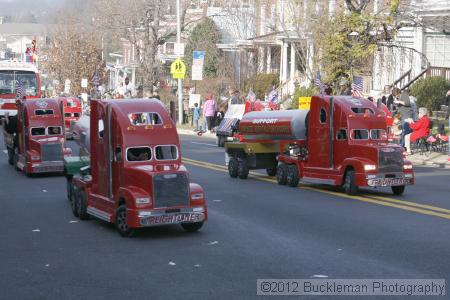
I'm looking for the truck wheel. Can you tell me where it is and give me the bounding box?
[181,221,204,232]
[343,170,358,195]
[276,164,288,185]
[66,177,73,201]
[286,165,299,187]
[76,189,89,220]
[391,186,405,196]
[237,158,249,179]
[7,149,14,165]
[115,205,134,237]
[216,135,225,147]
[71,187,79,218]
[228,157,238,178]
[266,167,277,176]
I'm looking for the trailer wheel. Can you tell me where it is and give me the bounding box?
[228,157,239,178]
[216,135,226,147]
[7,148,14,165]
[76,189,89,220]
[115,205,134,237]
[276,164,288,185]
[391,185,405,196]
[286,164,299,187]
[237,158,249,179]
[343,170,358,195]
[71,187,79,218]
[181,221,204,232]
[266,167,277,177]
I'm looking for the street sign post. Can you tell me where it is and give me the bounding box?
[174,43,185,57]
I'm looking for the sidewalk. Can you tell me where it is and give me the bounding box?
[406,152,450,169]
[177,127,450,169]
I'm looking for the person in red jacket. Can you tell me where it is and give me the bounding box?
[404,107,431,154]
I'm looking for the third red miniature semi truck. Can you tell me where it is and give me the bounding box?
[225,95,414,195]
[64,99,207,236]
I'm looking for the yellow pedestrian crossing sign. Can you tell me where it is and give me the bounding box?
[170,58,186,79]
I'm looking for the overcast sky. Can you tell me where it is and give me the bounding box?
[0,0,66,17]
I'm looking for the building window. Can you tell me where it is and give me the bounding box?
[425,35,450,68]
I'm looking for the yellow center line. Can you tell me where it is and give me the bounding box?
[182,157,450,220]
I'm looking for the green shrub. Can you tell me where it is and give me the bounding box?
[243,74,279,100]
[410,76,450,111]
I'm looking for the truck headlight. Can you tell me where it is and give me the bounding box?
[191,193,204,200]
[403,164,413,170]
[364,164,377,171]
[136,197,150,204]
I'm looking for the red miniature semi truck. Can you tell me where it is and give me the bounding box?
[57,97,82,139]
[2,98,71,174]
[64,99,207,236]
[225,95,414,195]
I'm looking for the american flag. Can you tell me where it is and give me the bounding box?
[15,80,26,100]
[351,76,364,97]
[314,71,325,94]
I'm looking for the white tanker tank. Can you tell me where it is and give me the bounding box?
[71,114,104,153]
[238,110,309,141]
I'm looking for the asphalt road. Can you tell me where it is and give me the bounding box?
[1,132,450,300]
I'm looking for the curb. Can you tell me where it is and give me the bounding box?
[408,158,450,169]
[177,128,216,138]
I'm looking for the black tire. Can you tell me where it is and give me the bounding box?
[343,169,358,195]
[181,221,204,232]
[276,164,288,185]
[7,148,13,165]
[66,177,73,201]
[391,185,405,196]
[71,187,79,218]
[115,205,134,237]
[216,135,225,147]
[228,157,238,178]
[286,164,299,187]
[237,158,249,179]
[266,167,277,176]
[76,189,89,220]
[14,151,20,171]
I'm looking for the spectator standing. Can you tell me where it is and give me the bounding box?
[193,103,200,132]
[395,90,414,147]
[404,107,431,154]
[387,87,399,112]
[229,90,240,104]
[203,94,216,133]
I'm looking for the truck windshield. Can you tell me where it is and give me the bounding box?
[35,109,53,115]
[127,147,152,161]
[48,126,62,135]
[370,129,388,140]
[31,127,45,136]
[128,112,162,126]
[155,145,178,160]
[0,71,38,96]
[351,108,374,114]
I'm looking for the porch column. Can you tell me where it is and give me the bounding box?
[266,46,272,73]
[258,47,265,73]
[281,41,288,85]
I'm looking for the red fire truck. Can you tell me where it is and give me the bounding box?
[225,95,414,195]
[0,61,41,117]
[2,98,71,174]
[64,99,207,237]
[57,97,82,138]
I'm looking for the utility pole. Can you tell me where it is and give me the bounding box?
[176,0,183,124]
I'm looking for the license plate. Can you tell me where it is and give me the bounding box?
[141,213,203,226]
[367,178,411,187]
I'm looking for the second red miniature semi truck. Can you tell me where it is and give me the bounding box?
[225,95,414,195]
[2,98,71,174]
[64,99,207,236]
